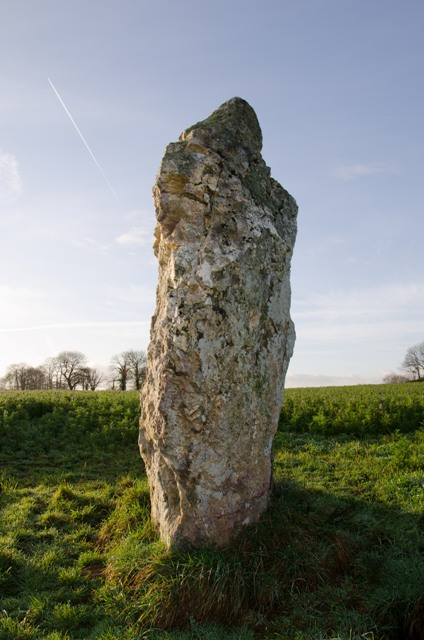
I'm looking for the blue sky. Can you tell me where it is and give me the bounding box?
[1,0,423,386]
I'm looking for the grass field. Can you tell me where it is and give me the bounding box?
[0,385,423,639]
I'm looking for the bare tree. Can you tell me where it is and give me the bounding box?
[401,342,424,381]
[127,350,147,390]
[1,349,144,391]
[110,352,132,390]
[2,363,47,390]
[110,350,147,390]
[42,357,64,389]
[383,372,410,384]
[24,366,47,389]
[78,367,104,391]
[3,363,29,390]
[87,367,105,391]
[55,351,87,390]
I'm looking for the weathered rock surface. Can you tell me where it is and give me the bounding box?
[139,97,297,549]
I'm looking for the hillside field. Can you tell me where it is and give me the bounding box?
[1,384,424,639]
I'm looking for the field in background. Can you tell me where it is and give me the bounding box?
[0,385,423,639]
[280,382,424,436]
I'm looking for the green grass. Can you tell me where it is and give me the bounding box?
[279,383,424,436]
[0,386,424,639]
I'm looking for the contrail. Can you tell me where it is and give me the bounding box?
[48,77,122,205]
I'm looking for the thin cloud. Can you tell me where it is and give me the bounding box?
[71,235,111,254]
[115,226,150,247]
[331,162,396,181]
[285,372,381,388]
[301,234,346,257]
[294,283,424,321]
[116,210,155,247]
[0,151,22,203]
[0,284,45,302]
[0,284,50,331]
[0,320,150,334]
[105,283,156,307]
[293,282,424,342]
[298,319,424,343]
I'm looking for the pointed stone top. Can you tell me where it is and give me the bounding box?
[180,97,263,159]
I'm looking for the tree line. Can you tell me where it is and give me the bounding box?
[0,349,146,391]
[383,341,424,383]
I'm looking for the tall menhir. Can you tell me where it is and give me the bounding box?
[139,98,297,549]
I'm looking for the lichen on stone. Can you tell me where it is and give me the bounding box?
[140,97,298,550]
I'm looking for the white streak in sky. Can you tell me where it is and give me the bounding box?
[48,78,122,205]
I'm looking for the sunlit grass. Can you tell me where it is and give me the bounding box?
[1,387,424,638]
[280,382,424,436]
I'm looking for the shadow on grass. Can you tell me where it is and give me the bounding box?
[0,444,145,488]
[1,430,424,639]
[97,475,424,640]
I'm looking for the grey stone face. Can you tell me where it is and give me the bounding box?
[139,98,297,549]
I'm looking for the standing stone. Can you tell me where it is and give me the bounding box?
[139,98,297,549]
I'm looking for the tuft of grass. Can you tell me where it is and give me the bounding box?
[51,483,78,504]
[0,611,37,640]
